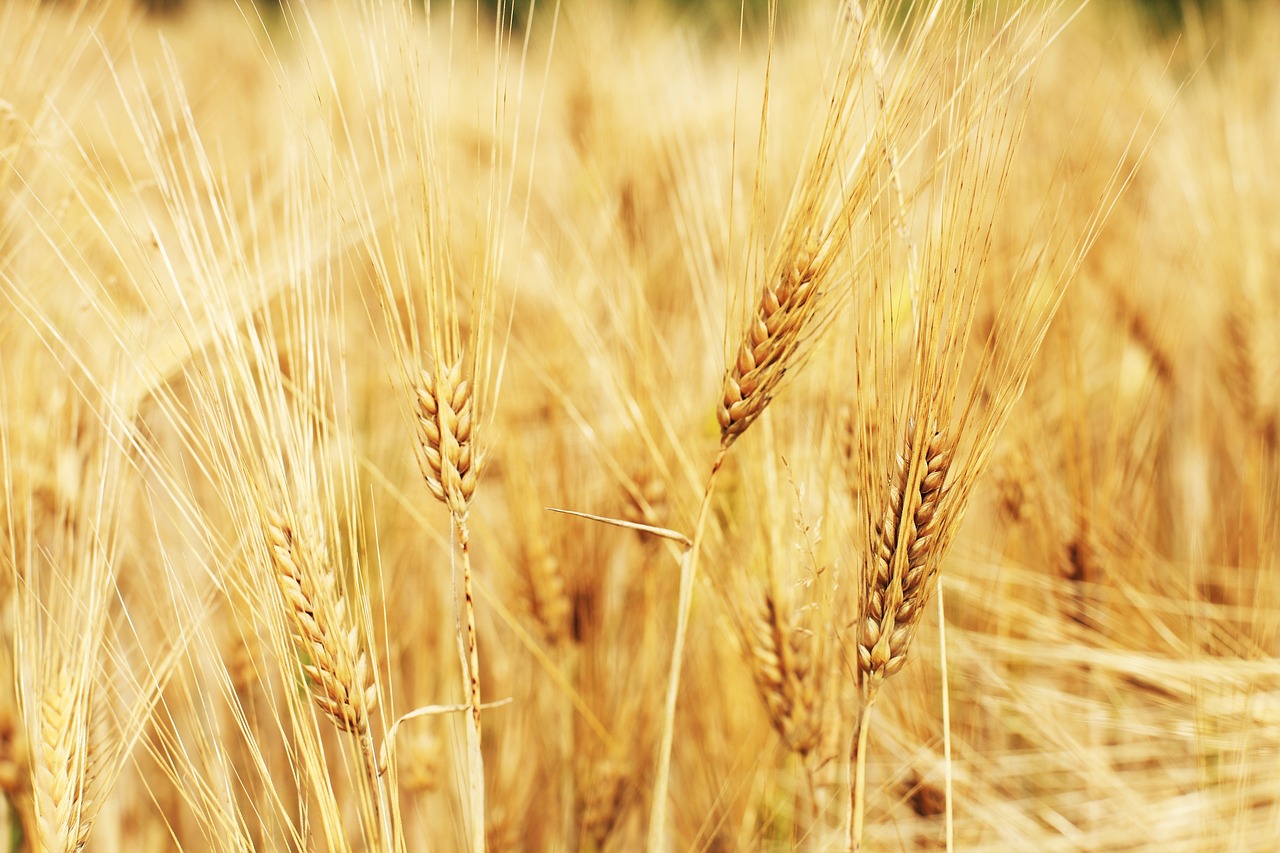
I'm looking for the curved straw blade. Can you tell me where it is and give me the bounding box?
[545,507,693,549]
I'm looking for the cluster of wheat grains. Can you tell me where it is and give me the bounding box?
[3,0,1280,849]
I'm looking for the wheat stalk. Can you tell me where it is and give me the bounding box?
[649,236,832,846]
[413,352,487,852]
[849,421,951,851]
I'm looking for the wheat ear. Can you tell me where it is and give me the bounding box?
[524,532,572,648]
[34,668,99,853]
[264,503,394,853]
[850,422,952,851]
[413,354,486,853]
[858,424,952,691]
[747,593,821,758]
[717,245,820,448]
[414,358,478,519]
[266,508,378,742]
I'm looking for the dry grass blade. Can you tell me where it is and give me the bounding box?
[546,507,693,549]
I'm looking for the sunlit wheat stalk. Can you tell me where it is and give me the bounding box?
[649,2,906,842]
[413,352,486,853]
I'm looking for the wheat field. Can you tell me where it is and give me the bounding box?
[0,0,1277,850]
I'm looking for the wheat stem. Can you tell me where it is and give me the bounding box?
[647,448,726,851]
[849,695,876,853]
[365,730,395,851]
[939,579,954,852]
[456,517,486,853]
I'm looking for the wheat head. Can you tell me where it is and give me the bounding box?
[858,423,952,690]
[34,670,96,853]
[265,507,377,738]
[414,357,478,521]
[717,243,821,448]
[746,593,821,757]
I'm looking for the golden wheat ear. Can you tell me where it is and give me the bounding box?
[264,506,378,741]
[414,356,480,521]
[859,422,952,692]
[746,591,823,758]
[718,244,821,447]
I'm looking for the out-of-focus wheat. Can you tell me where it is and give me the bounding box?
[0,0,1277,850]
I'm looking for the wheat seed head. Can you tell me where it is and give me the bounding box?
[414,355,479,520]
[264,504,377,737]
[858,421,952,692]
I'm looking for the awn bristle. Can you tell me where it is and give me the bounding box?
[747,593,821,757]
[858,423,952,690]
[717,244,820,448]
[265,508,377,739]
[414,357,478,520]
